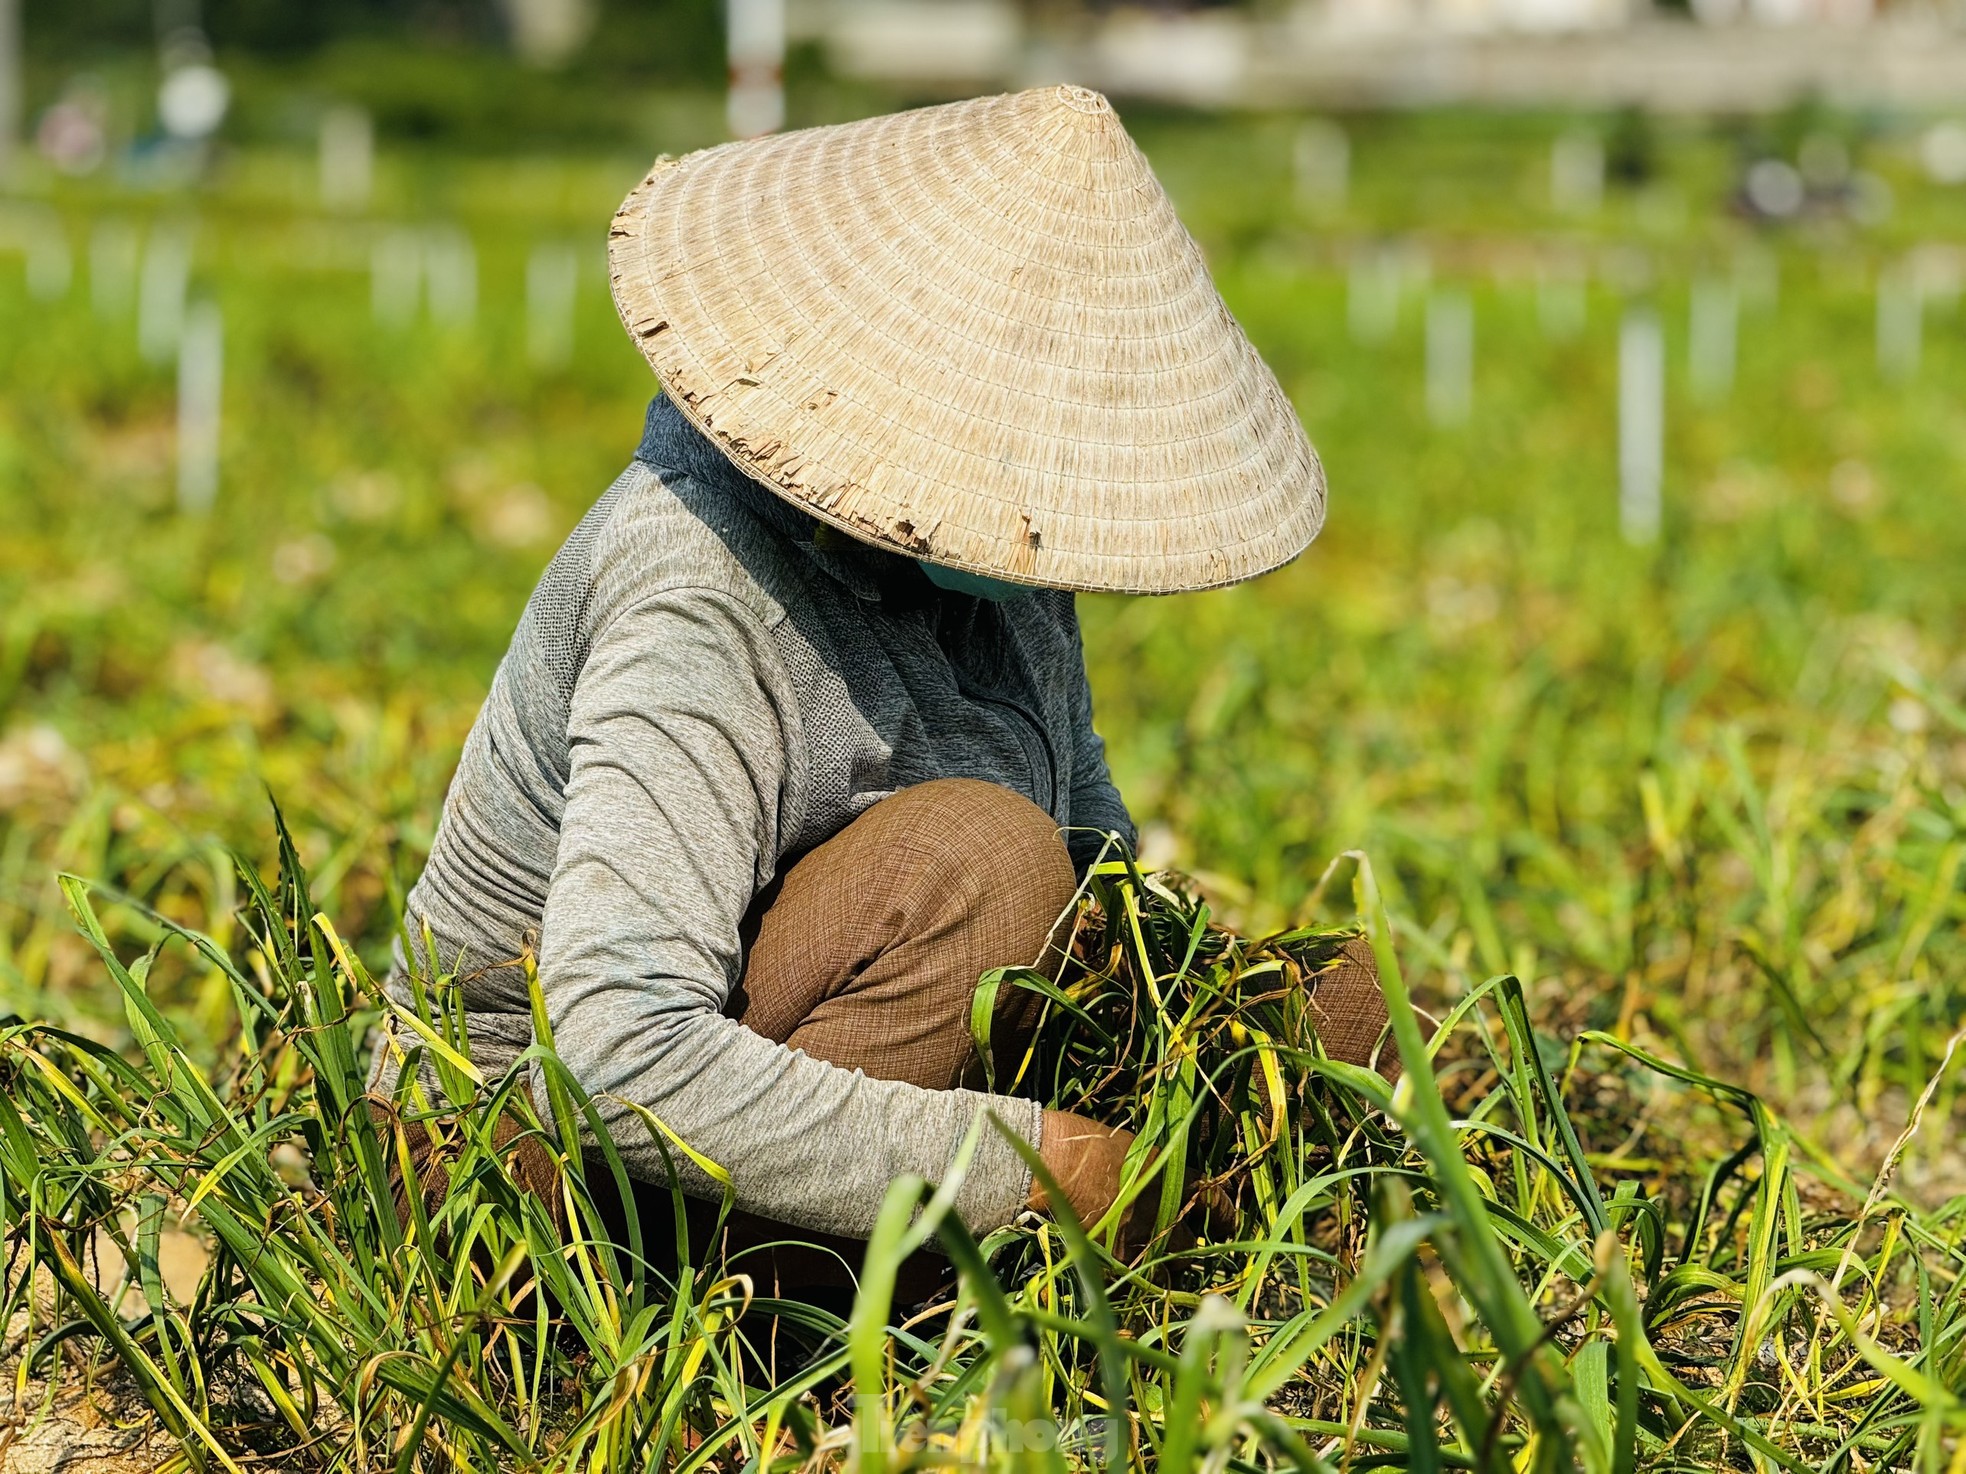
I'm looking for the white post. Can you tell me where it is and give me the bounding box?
[319,105,374,212]
[1347,250,1399,345]
[1619,307,1664,546]
[1910,245,1961,316]
[1425,290,1473,427]
[1876,264,1920,382]
[139,220,194,363]
[498,0,597,66]
[526,240,578,368]
[176,301,222,516]
[1550,130,1604,215]
[0,0,19,184]
[1293,120,1349,212]
[372,227,421,326]
[726,0,785,140]
[1687,276,1737,402]
[425,226,477,328]
[91,218,141,318]
[21,206,72,300]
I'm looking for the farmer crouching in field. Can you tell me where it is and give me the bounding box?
[370,87,1389,1282]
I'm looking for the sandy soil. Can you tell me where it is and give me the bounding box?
[1,1227,208,1474]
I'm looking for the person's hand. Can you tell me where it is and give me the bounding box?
[1027,1109,1160,1256]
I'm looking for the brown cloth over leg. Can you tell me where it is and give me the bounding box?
[733,777,1075,1087]
[1310,936,1401,1085]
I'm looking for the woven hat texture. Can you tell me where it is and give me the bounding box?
[609,85,1324,594]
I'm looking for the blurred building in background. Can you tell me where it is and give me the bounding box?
[8,0,1966,183]
[801,0,1966,110]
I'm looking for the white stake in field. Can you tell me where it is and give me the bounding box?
[1551,130,1604,215]
[425,226,477,329]
[1426,290,1472,427]
[726,0,784,140]
[1688,275,1736,401]
[139,221,194,363]
[4,203,72,300]
[319,105,374,212]
[527,241,579,368]
[1347,250,1401,345]
[1876,263,1921,382]
[1294,120,1349,212]
[1619,307,1664,546]
[372,227,421,326]
[1910,244,1961,316]
[32,239,70,299]
[90,218,140,318]
[1735,245,1779,314]
[176,301,223,516]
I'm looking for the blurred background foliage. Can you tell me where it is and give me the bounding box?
[26,0,726,80]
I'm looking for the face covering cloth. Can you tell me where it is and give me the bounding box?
[916,560,1034,603]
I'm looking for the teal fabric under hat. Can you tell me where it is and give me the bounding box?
[915,560,1034,603]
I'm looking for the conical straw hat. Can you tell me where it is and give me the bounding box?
[608,86,1324,595]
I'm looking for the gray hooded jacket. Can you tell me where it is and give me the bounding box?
[379,395,1134,1239]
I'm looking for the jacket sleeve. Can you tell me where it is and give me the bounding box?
[534,588,1042,1239]
[1060,600,1136,874]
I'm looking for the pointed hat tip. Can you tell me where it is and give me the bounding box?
[1016,84,1132,161]
[1050,84,1113,114]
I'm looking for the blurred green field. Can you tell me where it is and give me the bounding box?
[3,94,1966,1468]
